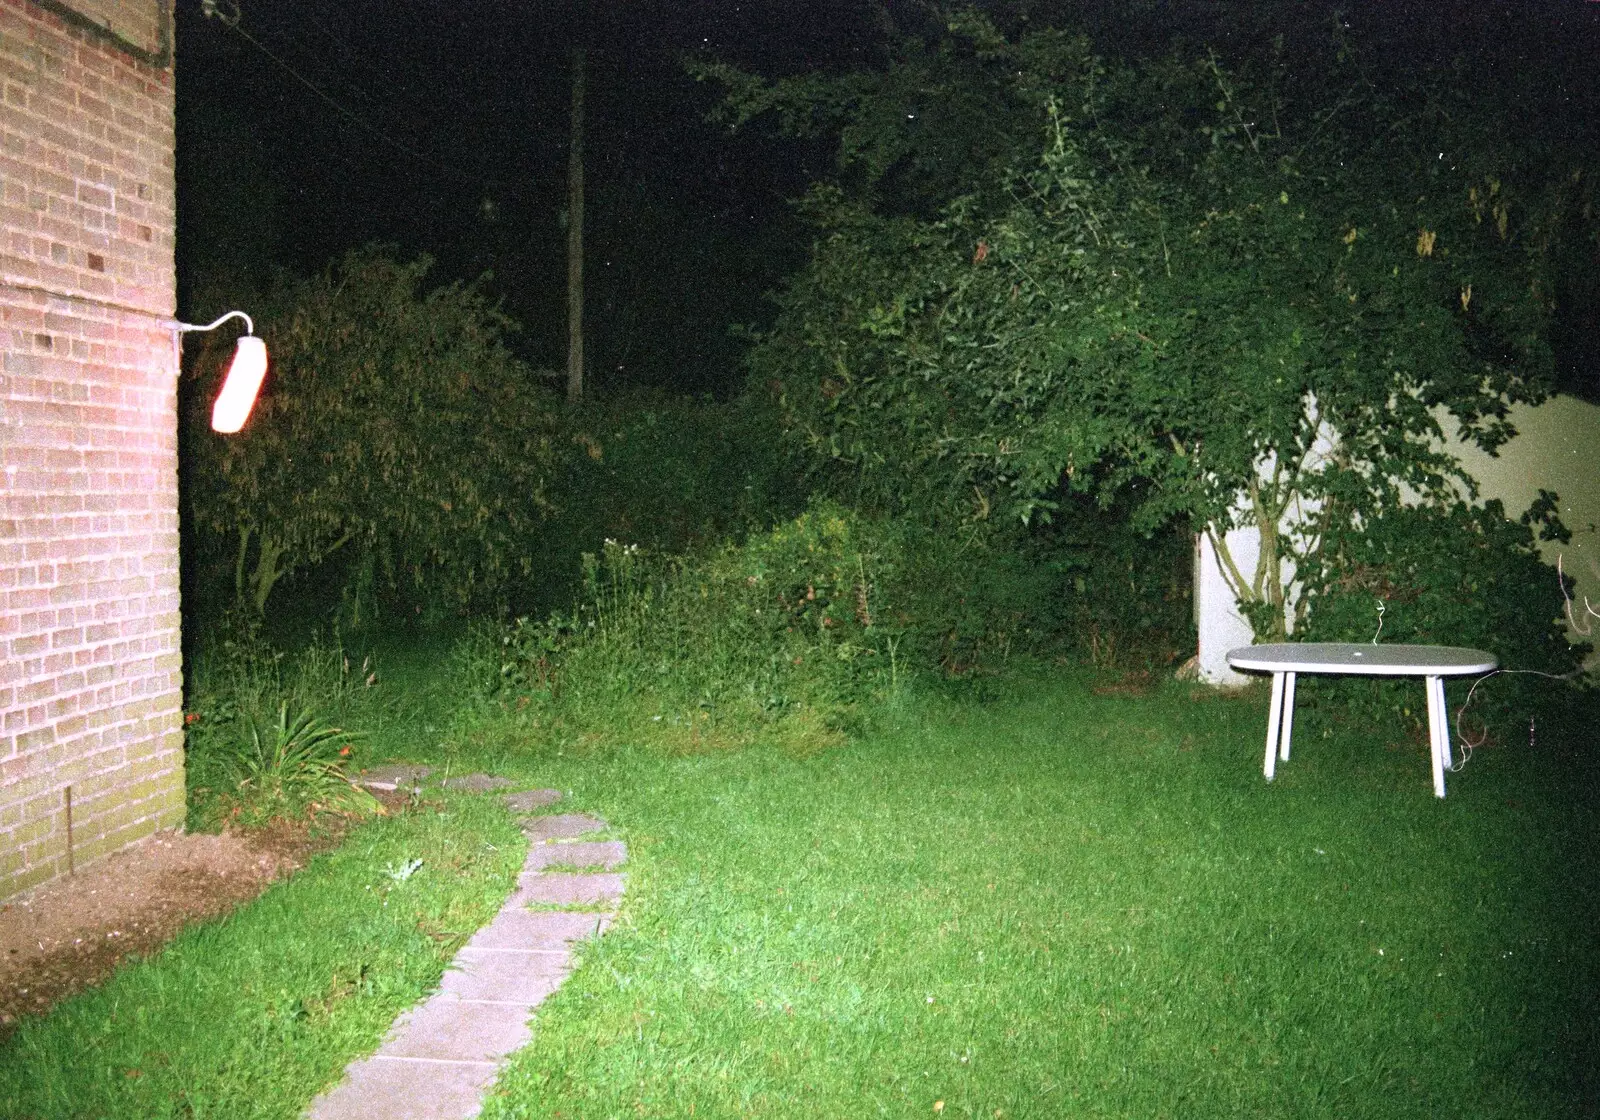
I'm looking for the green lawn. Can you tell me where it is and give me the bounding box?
[485,674,1597,1119]
[0,790,525,1119]
[4,670,1594,1118]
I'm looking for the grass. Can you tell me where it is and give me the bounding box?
[0,790,525,1119]
[7,656,1595,1118]
[467,671,1597,1119]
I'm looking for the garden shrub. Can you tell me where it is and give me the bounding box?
[865,518,1046,675]
[515,389,802,618]
[465,492,1196,754]
[474,502,893,755]
[1036,492,1195,671]
[848,510,1188,677]
[182,254,801,634]
[182,247,561,628]
[1296,499,1591,737]
[727,17,1577,650]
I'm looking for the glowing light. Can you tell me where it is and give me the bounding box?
[173,310,266,435]
[210,335,268,433]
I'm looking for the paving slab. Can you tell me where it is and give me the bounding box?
[503,788,563,812]
[377,996,534,1062]
[525,839,627,870]
[303,812,624,1119]
[357,764,432,791]
[512,872,626,908]
[465,908,611,951]
[439,773,515,793]
[520,812,608,841]
[304,1056,498,1120]
[438,949,572,1003]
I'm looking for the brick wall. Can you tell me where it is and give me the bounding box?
[1,0,181,899]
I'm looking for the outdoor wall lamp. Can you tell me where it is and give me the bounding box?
[173,310,268,433]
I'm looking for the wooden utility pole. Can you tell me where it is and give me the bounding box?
[566,45,585,404]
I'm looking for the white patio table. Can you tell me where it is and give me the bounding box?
[1225,643,1497,798]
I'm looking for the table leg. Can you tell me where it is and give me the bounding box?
[1264,672,1285,781]
[1426,675,1448,798]
[1432,676,1453,769]
[1279,671,1297,763]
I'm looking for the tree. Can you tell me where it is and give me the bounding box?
[184,247,560,619]
[727,18,1588,646]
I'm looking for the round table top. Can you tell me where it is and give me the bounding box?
[1225,642,1498,676]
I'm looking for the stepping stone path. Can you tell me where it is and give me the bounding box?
[305,778,625,1120]
[439,774,515,793]
[356,763,432,792]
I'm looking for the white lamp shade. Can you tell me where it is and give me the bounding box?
[210,335,268,433]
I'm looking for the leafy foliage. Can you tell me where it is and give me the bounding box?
[519,389,803,617]
[469,505,896,756]
[1040,492,1195,669]
[183,246,560,621]
[689,12,1037,217]
[458,499,1165,755]
[1301,502,1579,667]
[719,16,1589,665]
[1295,500,1590,731]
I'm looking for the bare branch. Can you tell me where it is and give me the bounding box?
[1559,553,1598,636]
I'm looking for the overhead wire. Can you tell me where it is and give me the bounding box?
[301,10,486,125]
[248,14,396,120]
[209,5,491,189]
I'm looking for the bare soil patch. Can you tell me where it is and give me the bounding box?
[0,800,407,1041]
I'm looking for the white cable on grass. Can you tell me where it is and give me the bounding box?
[1449,554,1593,770]
[1451,666,1586,771]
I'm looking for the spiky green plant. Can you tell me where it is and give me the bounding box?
[233,703,380,821]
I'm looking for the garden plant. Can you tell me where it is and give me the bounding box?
[3,7,1594,1119]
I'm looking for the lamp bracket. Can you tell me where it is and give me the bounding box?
[173,310,255,336]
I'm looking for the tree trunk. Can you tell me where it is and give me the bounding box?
[566,45,585,404]
[1206,481,1292,643]
[250,533,288,616]
[234,525,254,605]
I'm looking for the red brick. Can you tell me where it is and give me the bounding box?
[2,0,180,901]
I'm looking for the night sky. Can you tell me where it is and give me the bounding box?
[174,0,1600,400]
[175,0,880,395]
